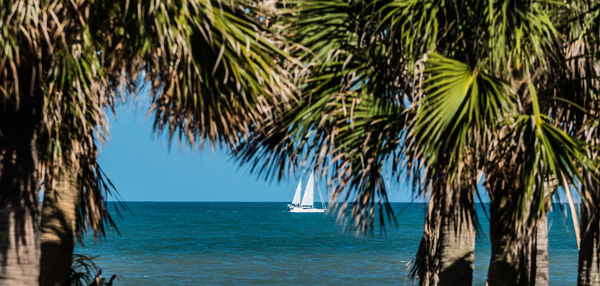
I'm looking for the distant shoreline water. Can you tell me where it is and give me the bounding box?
[79,202,578,285]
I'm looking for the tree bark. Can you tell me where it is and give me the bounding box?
[438,214,475,286]
[0,106,41,285]
[413,190,475,286]
[0,196,40,286]
[578,201,600,286]
[486,195,549,286]
[530,215,549,285]
[486,199,521,286]
[40,167,80,286]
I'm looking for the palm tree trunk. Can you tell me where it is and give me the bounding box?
[413,190,475,286]
[40,167,80,286]
[0,108,41,285]
[578,201,600,286]
[531,215,549,285]
[487,201,521,286]
[438,214,475,286]
[487,195,548,286]
[0,192,40,286]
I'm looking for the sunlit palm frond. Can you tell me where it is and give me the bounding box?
[405,53,512,192]
[109,0,298,148]
[504,111,592,221]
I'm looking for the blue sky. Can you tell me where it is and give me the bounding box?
[98,97,415,202]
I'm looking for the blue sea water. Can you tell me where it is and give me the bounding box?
[77,202,579,285]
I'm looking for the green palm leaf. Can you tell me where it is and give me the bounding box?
[406,53,512,188]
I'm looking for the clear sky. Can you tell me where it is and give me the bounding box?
[98,96,415,202]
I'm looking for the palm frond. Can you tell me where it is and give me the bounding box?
[109,0,298,148]
[504,111,592,221]
[487,0,560,75]
[405,53,512,192]
[0,0,121,240]
[232,0,411,232]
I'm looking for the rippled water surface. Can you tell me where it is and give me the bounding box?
[77,202,578,285]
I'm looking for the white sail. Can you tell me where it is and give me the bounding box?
[291,180,302,205]
[301,172,315,207]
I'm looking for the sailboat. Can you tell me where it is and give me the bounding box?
[288,172,326,213]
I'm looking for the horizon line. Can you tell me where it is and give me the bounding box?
[104,200,584,205]
[107,200,427,203]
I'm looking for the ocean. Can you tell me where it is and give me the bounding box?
[77,202,579,285]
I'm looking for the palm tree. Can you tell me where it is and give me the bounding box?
[555,3,600,285]
[368,2,596,284]
[234,1,600,285]
[575,96,600,285]
[579,175,600,285]
[231,1,489,284]
[234,3,477,285]
[38,86,116,285]
[32,5,119,283]
[1,0,295,284]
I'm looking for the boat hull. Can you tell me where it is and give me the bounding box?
[288,204,326,213]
